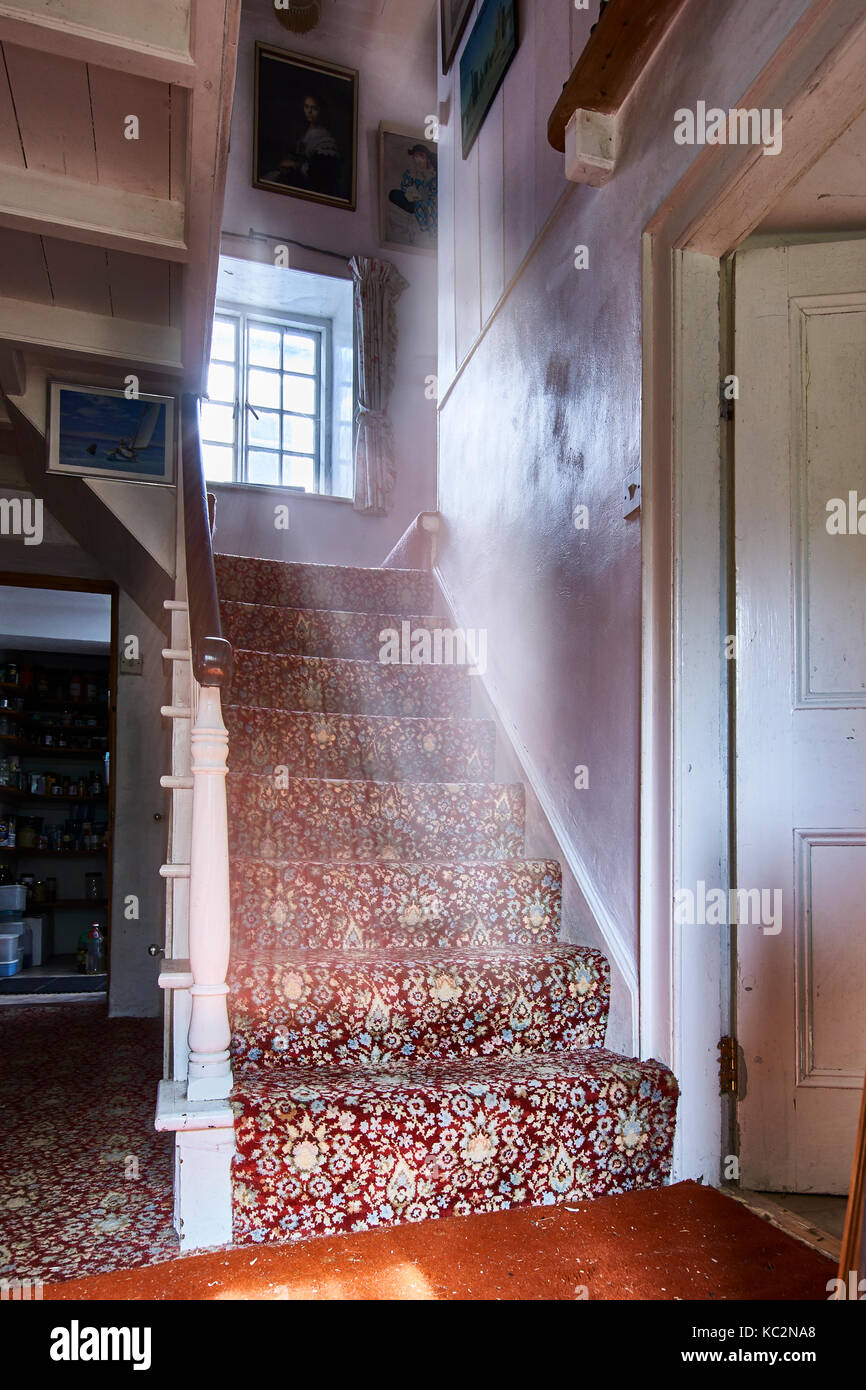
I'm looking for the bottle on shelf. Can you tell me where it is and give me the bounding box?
[85,921,106,975]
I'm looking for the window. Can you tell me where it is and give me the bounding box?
[201,308,332,493]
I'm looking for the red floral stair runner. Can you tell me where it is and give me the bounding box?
[219,552,678,1244]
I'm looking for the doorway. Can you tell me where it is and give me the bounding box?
[640,0,866,1202]
[733,238,866,1197]
[0,576,116,998]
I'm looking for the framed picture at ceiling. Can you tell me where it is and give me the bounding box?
[378,123,437,255]
[460,0,518,159]
[440,0,474,75]
[47,383,176,485]
[252,41,358,211]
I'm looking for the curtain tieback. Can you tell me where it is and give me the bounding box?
[355,405,390,428]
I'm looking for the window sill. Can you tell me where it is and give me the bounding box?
[207,481,354,505]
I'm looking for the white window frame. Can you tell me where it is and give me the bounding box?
[203,303,333,494]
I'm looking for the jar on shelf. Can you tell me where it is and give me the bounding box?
[17,818,37,848]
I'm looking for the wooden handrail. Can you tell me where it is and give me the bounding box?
[180,393,232,687]
[547,0,689,153]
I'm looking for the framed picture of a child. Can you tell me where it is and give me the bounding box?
[378,123,437,256]
[253,42,358,211]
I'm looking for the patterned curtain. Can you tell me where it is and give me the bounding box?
[349,255,408,515]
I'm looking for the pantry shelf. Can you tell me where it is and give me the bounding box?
[0,847,109,858]
[0,740,108,757]
[0,786,108,805]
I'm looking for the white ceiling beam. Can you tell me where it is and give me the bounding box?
[0,296,183,371]
[0,164,187,260]
[0,3,195,86]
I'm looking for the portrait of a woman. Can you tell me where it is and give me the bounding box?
[254,44,358,211]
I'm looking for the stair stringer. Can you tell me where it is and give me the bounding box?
[432,562,639,1056]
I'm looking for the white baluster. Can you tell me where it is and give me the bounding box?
[186,684,233,1101]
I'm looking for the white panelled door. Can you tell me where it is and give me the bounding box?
[735,239,866,1194]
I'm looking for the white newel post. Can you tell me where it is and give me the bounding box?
[186,683,233,1101]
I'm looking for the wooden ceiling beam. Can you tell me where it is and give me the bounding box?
[0,164,187,260]
[0,4,195,86]
[0,296,183,371]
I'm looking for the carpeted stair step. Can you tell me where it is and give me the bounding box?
[229,1049,679,1243]
[215,553,434,615]
[225,705,496,783]
[229,650,470,718]
[227,774,525,862]
[220,600,452,662]
[229,944,610,1069]
[229,858,562,951]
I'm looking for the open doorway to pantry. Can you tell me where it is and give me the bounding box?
[0,575,116,999]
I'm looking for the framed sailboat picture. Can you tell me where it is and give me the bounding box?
[47,383,176,485]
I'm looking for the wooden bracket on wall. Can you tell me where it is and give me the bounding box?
[565,108,619,187]
[549,0,690,186]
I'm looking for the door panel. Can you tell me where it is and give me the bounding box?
[735,239,866,1193]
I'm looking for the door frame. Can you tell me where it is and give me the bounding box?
[0,570,118,988]
[639,0,866,1181]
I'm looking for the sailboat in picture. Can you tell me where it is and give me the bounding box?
[48,383,176,484]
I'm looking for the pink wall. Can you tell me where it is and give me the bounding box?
[215,0,440,567]
[436,0,814,999]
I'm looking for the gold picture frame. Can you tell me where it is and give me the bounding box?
[253,42,358,212]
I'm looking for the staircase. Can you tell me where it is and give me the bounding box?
[215,552,678,1244]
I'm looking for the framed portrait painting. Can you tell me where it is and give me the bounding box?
[460,0,518,158]
[253,42,358,211]
[440,0,474,75]
[378,123,437,256]
[47,383,176,485]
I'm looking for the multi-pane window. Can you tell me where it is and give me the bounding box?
[200,309,330,493]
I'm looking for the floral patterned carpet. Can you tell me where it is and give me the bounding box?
[0,1002,179,1283]
[0,555,680,1285]
[218,553,679,1245]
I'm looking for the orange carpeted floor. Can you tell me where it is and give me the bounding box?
[45,1180,834,1301]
